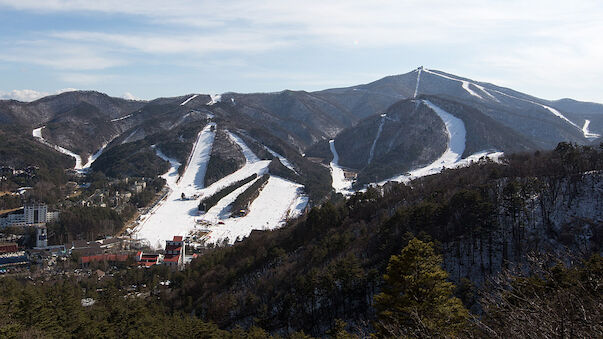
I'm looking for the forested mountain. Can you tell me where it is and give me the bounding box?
[159,143,601,335]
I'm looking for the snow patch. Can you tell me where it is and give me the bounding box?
[180,94,199,106]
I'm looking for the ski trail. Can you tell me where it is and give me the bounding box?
[486,87,585,135]
[379,100,466,184]
[413,67,422,98]
[152,145,182,189]
[367,114,387,165]
[471,83,499,102]
[121,128,138,144]
[82,142,110,169]
[180,94,199,106]
[227,131,260,163]
[207,94,222,105]
[134,123,215,248]
[110,114,132,122]
[423,68,484,100]
[264,146,298,174]
[582,120,601,139]
[426,69,586,137]
[329,140,354,195]
[32,126,83,169]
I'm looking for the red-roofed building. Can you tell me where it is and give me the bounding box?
[0,243,18,255]
[164,236,185,270]
[135,251,162,267]
[80,253,129,266]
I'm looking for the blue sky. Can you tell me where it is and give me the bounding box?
[1,0,602,102]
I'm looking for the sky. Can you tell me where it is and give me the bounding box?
[0,0,602,103]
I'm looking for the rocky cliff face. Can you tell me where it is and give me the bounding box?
[442,171,602,284]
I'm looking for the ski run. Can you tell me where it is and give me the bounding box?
[582,120,601,140]
[413,67,422,98]
[423,68,594,139]
[134,123,308,248]
[33,126,84,170]
[207,94,222,105]
[379,100,503,185]
[329,140,354,195]
[110,114,132,122]
[180,94,198,106]
[367,114,387,165]
[33,126,113,172]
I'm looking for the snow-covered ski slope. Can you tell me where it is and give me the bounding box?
[204,176,307,244]
[582,120,601,139]
[423,68,499,101]
[152,145,182,188]
[207,94,222,105]
[423,68,595,138]
[33,126,84,170]
[135,123,215,248]
[379,100,501,185]
[33,126,114,172]
[135,124,307,248]
[265,146,297,173]
[329,140,354,195]
[180,94,199,106]
[200,131,307,244]
[413,67,422,98]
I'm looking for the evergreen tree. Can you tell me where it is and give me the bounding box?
[374,238,469,338]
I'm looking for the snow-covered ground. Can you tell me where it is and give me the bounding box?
[367,114,386,165]
[32,126,84,170]
[81,142,110,169]
[180,94,198,106]
[264,145,297,173]
[200,131,307,244]
[582,119,601,140]
[207,94,222,105]
[135,124,307,248]
[134,124,215,248]
[204,176,308,244]
[152,145,182,188]
[329,140,354,195]
[378,100,503,185]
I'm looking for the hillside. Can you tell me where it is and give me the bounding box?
[164,143,602,335]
